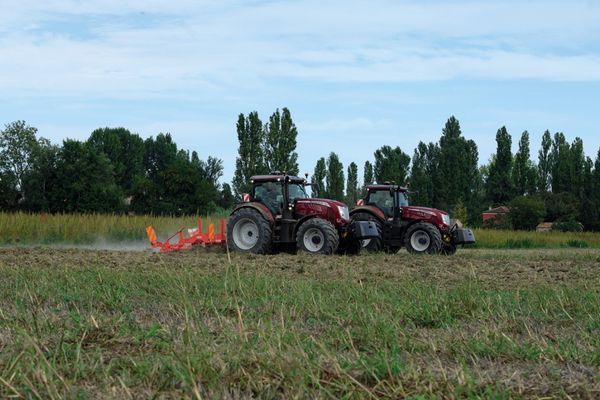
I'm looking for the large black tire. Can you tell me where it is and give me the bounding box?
[296,218,339,255]
[405,222,442,254]
[227,208,272,254]
[351,212,383,252]
[442,243,457,255]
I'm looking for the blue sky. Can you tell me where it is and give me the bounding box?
[1,0,600,183]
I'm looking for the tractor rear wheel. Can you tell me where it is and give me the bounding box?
[351,212,383,252]
[296,218,339,255]
[227,208,272,254]
[405,222,442,254]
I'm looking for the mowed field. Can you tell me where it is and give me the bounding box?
[1,247,599,399]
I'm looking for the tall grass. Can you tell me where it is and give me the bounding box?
[0,211,229,245]
[472,228,600,249]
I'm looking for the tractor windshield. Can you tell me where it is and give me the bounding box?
[396,191,409,207]
[288,183,309,201]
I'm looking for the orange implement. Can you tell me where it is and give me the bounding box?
[145,218,227,253]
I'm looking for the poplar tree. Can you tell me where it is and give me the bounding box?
[373,145,410,185]
[538,130,552,192]
[486,126,513,205]
[409,142,438,206]
[326,152,344,201]
[264,107,299,175]
[513,131,537,196]
[346,162,359,205]
[550,132,571,193]
[232,112,266,197]
[312,157,327,198]
[569,137,585,197]
[436,116,479,213]
[362,160,374,196]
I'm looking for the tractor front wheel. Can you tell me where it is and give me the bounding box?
[227,208,272,254]
[405,222,442,254]
[296,218,339,255]
[442,243,457,255]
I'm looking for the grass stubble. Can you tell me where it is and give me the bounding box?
[0,248,599,399]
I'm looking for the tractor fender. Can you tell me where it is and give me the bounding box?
[350,205,385,222]
[230,203,274,225]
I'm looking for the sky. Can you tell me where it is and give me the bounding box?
[1,0,600,184]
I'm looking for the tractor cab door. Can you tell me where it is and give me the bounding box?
[366,190,394,218]
[286,182,309,216]
[394,190,409,218]
[253,182,284,216]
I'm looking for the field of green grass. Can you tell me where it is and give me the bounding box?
[1,248,599,398]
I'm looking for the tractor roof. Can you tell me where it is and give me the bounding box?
[367,184,408,192]
[250,174,306,184]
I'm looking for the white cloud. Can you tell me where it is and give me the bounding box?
[1,0,599,100]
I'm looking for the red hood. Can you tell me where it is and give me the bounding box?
[403,205,448,216]
[297,198,347,208]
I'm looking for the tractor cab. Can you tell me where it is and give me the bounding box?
[364,185,409,218]
[250,174,309,217]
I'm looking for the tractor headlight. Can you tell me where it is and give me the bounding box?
[442,213,450,226]
[338,205,350,221]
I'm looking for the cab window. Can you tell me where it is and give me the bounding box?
[367,190,394,217]
[288,183,309,202]
[254,182,284,214]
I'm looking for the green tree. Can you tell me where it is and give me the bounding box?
[509,196,546,231]
[312,157,327,198]
[0,170,18,210]
[87,127,145,195]
[541,192,579,222]
[409,142,438,206]
[264,108,299,175]
[0,120,39,193]
[579,156,598,230]
[362,160,374,196]
[569,137,585,197]
[513,131,537,196]
[589,148,600,230]
[373,145,410,185]
[486,126,513,205]
[326,152,344,201]
[199,155,224,189]
[53,140,123,213]
[21,138,59,212]
[538,130,552,192]
[219,183,235,210]
[232,112,266,197]
[436,117,479,215]
[346,162,359,205]
[550,132,570,193]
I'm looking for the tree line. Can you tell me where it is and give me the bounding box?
[0,121,232,215]
[3,110,600,231]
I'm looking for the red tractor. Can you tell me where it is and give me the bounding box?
[351,184,475,254]
[227,173,378,254]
